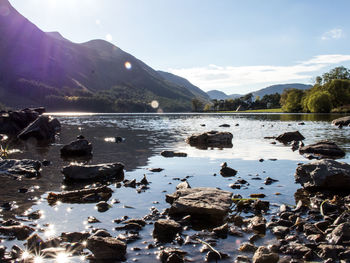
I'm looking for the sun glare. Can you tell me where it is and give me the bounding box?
[125,61,132,70]
[56,252,69,263]
[34,255,44,263]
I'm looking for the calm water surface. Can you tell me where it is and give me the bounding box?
[1,113,350,262]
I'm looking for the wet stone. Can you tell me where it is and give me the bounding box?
[239,242,258,252]
[252,246,279,263]
[87,236,127,260]
[153,219,182,242]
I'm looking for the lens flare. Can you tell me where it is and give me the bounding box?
[124,61,132,70]
[21,250,30,260]
[55,252,69,263]
[34,255,44,263]
[151,100,159,109]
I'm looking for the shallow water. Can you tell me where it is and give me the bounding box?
[1,113,349,262]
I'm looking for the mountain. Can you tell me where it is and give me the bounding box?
[252,83,312,98]
[0,0,207,112]
[157,71,209,100]
[207,90,229,100]
[207,83,312,100]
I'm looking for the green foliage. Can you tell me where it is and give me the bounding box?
[203,103,212,111]
[321,66,350,84]
[304,91,332,113]
[280,88,305,112]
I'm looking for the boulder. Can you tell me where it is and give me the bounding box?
[332,116,350,127]
[62,162,124,182]
[166,187,233,224]
[0,159,41,178]
[295,159,350,190]
[276,131,304,144]
[18,115,61,140]
[0,225,35,240]
[0,108,41,135]
[220,163,237,177]
[153,219,182,242]
[299,141,345,159]
[60,139,92,157]
[186,131,233,149]
[252,246,279,263]
[87,236,126,260]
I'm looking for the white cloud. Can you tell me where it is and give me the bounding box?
[322,28,344,40]
[168,54,350,93]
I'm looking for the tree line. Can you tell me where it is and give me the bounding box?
[280,66,350,113]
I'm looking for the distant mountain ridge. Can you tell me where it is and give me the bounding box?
[207,83,312,100]
[0,0,207,112]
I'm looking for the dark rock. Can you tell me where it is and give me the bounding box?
[0,245,5,259]
[27,210,42,220]
[0,109,40,135]
[213,223,228,238]
[264,177,278,185]
[186,131,233,149]
[161,151,187,157]
[235,255,251,263]
[47,186,113,204]
[248,216,266,235]
[148,168,164,172]
[87,236,126,260]
[77,135,85,139]
[159,248,186,263]
[276,131,305,144]
[140,175,149,185]
[299,141,345,159]
[219,124,230,127]
[153,219,181,242]
[18,115,60,140]
[41,159,51,166]
[295,159,350,190]
[26,234,44,251]
[272,226,289,238]
[61,232,90,242]
[0,225,35,240]
[124,179,137,188]
[220,166,237,177]
[115,222,143,231]
[0,159,41,178]
[18,188,28,193]
[239,242,258,252]
[96,201,110,212]
[327,222,350,245]
[252,246,279,263]
[318,244,345,259]
[252,200,270,213]
[92,229,112,237]
[206,251,229,262]
[60,139,92,157]
[87,216,100,223]
[62,162,124,181]
[229,184,241,189]
[166,187,233,224]
[332,116,350,127]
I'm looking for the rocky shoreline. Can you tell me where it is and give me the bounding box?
[0,111,349,262]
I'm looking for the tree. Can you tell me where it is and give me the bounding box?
[322,66,350,84]
[191,98,204,112]
[280,89,305,112]
[203,103,212,111]
[304,91,332,113]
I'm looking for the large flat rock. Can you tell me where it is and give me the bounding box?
[186,131,233,149]
[295,159,350,190]
[299,140,345,159]
[332,116,350,127]
[62,162,124,182]
[166,187,233,223]
[0,159,41,178]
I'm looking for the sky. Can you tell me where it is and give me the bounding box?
[9,0,350,95]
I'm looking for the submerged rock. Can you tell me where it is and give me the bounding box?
[295,159,350,190]
[161,151,187,157]
[276,131,305,144]
[62,162,124,182]
[0,159,41,178]
[299,140,345,159]
[47,186,113,204]
[18,115,61,141]
[332,116,350,127]
[60,139,92,157]
[166,187,233,224]
[186,131,233,149]
[87,236,126,260]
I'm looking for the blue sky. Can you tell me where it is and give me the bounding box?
[9,0,350,94]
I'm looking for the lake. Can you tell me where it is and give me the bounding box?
[1,113,349,262]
